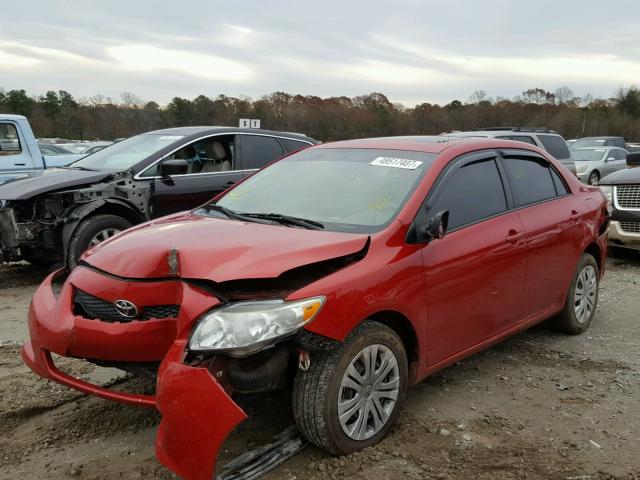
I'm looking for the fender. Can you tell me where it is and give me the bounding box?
[61,198,146,261]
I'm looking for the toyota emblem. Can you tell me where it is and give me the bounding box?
[114,299,138,318]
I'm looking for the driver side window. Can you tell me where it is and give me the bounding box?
[429,158,508,231]
[147,135,236,176]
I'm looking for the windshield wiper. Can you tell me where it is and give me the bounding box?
[240,213,325,230]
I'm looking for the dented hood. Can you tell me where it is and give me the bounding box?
[83,212,369,282]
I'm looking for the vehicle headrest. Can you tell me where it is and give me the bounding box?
[211,141,226,160]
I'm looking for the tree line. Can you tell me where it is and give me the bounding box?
[2,86,640,142]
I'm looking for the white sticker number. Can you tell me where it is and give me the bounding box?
[370,157,423,170]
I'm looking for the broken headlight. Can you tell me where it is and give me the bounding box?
[188,297,325,357]
[600,186,613,215]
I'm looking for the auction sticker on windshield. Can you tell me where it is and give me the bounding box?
[370,157,423,169]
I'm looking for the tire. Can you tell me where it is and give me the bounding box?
[588,171,600,186]
[292,321,408,455]
[551,253,599,334]
[67,214,132,269]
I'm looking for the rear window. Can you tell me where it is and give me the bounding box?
[537,135,571,160]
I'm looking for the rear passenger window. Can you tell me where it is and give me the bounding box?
[503,158,558,206]
[429,159,507,230]
[280,138,310,153]
[241,135,284,170]
[537,135,571,160]
[550,167,569,195]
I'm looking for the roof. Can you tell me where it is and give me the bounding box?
[0,114,28,121]
[145,126,316,142]
[315,135,474,154]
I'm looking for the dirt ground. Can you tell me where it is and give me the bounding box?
[1,255,639,480]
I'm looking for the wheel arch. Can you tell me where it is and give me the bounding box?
[367,310,420,384]
[61,198,146,259]
[584,242,603,273]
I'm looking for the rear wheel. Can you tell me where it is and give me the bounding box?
[67,214,132,269]
[551,253,599,334]
[292,321,408,455]
[588,171,600,186]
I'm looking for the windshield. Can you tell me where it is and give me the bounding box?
[573,149,607,161]
[69,134,185,171]
[210,148,436,233]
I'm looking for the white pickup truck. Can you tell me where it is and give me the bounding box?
[0,114,84,185]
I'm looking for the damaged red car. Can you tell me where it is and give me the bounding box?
[22,136,609,479]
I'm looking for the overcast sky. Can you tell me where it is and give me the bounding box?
[2,0,640,106]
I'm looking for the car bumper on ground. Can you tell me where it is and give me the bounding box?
[156,339,247,480]
[608,220,640,250]
[20,267,193,407]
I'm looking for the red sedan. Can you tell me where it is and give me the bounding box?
[22,136,609,479]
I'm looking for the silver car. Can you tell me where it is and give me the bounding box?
[574,147,628,185]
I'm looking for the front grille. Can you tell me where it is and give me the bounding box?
[616,185,640,209]
[73,290,180,323]
[620,222,640,234]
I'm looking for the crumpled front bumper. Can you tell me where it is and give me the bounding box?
[156,339,247,480]
[21,267,188,407]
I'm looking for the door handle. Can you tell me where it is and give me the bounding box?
[506,229,523,244]
[570,210,581,221]
[13,163,26,166]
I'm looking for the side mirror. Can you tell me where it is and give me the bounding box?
[626,152,640,167]
[424,210,449,240]
[606,157,615,162]
[160,158,188,176]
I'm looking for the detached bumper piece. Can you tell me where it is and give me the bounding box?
[156,341,307,480]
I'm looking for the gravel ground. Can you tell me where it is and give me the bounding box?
[0,254,639,480]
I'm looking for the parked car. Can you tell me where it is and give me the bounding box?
[443,127,576,174]
[21,136,608,480]
[599,152,640,254]
[82,142,113,155]
[625,142,640,153]
[0,115,85,185]
[573,147,629,185]
[38,144,73,155]
[571,136,626,150]
[0,126,317,267]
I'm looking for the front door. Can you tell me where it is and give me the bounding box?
[421,152,527,368]
[150,135,243,217]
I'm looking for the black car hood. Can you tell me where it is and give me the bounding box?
[0,169,113,200]
[600,168,640,185]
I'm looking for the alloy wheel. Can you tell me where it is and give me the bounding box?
[89,228,121,247]
[337,344,400,441]
[574,265,597,324]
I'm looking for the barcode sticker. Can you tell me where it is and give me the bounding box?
[370,157,423,169]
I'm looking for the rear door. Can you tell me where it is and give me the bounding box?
[498,149,583,318]
[421,151,527,367]
[0,122,37,182]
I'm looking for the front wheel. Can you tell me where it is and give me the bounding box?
[550,253,599,334]
[67,214,132,269]
[292,321,408,455]
[588,171,600,186]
